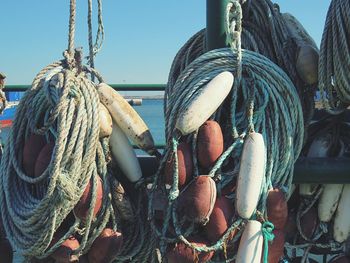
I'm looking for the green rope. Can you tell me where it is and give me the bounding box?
[149,0,304,261]
[262,221,275,263]
[166,0,317,136]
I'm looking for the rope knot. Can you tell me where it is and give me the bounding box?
[56,171,78,203]
[226,0,242,50]
[63,50,75,70]
[63,48,83,74]
[262,221,275,263]
[169,189,179,201]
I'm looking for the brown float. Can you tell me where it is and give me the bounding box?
[197,120,224,169]
[164,142,193,189]
[51,236,79,263]
[74,176,103,220]
[88,228,123,263]
[178,175,217,224]
[268,229,285,263]
[23,134,47,176]
[267,189,288,230]
[204,196,235,242]
[167,237,214,263]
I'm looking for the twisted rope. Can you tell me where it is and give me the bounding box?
[150,1,304,261]
[87,0,105,70]
[165,0,317,136]
[262,221,275,263]
[319,0,350,113]
[0,55,113,259]
[0,0,116,260]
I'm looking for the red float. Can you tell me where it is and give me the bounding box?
[23,134,47,177]
[197,121,224,169]
[178,175,216,224]
[88,228,123,263]
[51,236,79,263]
[34,142,55,177]
[204,196,235,242]
[267,189,288,230]
[268,229,285,263]
[74,176,103,220]
[167,237,214,263]
[164,142,193,189]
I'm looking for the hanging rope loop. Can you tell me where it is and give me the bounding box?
[0,0,117,260]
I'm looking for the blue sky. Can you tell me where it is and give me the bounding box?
[0,1,330,86]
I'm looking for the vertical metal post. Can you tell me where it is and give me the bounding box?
[206,0,230,51]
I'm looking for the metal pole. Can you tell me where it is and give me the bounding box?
[206,0,230,51]
[137,156,350,183]
[293,157,350,183]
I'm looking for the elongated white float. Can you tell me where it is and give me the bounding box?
[110,122,142,182]
[283,12,319,85]
[98,83,156,155]
[316,138,344,222]
[333,184,350,242]
[236,220,263,263]
[318,184,343,222]
[236,132,265,219]
[283,13,317,47]
[300,137,329,196]
[175,71,234,135]
[99,103,113,138]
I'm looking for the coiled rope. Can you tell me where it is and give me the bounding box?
[0,0,115,260]
[166,0,317,134]
[150,0,304,262]
[319,0,350,113]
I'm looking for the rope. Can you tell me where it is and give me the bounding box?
[319,0,350,113]
[68,0,76,56]
[165,0,317,137]
[83,0,156,261]
[0,53,112,260]
[286,114,350,260]
[0,0,115,260]
[150,0,304,261]
[262,221,275,263]
[165,48,303,189]
[1,1,152,262]
[87,0,105,70]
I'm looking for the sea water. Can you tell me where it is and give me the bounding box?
[0,99,166,149]
[134,99,165,146]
